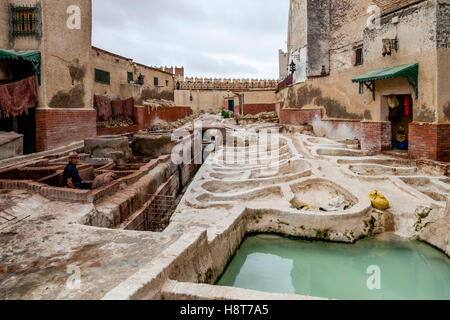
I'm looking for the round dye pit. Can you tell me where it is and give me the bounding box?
[290,180,356,212]
[217,234,450,300]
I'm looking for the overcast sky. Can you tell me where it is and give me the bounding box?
[92,0,289,79]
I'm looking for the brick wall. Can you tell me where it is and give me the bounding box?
[279,108,323,125]
[36,109,97,152]
[361,121,392,153]
[409,123,450,162]
[242,104,276,115]
[97,125,140,136]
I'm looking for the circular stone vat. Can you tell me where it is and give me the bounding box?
[349,164,418,176]
[316,148,363,157]
[290,179,357,212]
[401,177,450,202]
[217,234,450,300]
[250,159,311,179]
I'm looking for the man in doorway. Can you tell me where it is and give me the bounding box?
[63,152,82,189]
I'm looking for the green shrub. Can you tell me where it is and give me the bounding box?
[221,110,230,119]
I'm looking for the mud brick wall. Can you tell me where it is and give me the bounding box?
[409,123,450,162]
[279,108,323,125]
[36,109,97,152]
[361,121,392,153]
[242,104,276,115]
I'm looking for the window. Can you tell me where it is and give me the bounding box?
[166,80,169,87]
[127,72,133,84]
[95,69,110,85]
[355,47,364,66]
[154,77,159,87]
[10,5,38,37]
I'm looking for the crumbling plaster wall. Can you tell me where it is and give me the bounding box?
[307,0,330,76]
[363,1,439,123]
[287,0,330,80]
[92,48,175,103]
[436,0,450,123]
[329,0,372,72]
[287,0,308,52]
[92,47,133,100]
[281,0,443,123]
[42,0,93,110]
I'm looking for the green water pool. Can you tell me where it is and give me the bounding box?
[217,234,450,300]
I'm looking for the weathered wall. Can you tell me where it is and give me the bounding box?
[281,0,442,123]
[175,89,277,113]
[329,0,371,73]
[175,90,236,112]
[134,106,193,129]
[436,1,450,123]
[35,109,96,151]
[92,47,175,102]
[287,0,308,52]
[92,47,133,99]
[278,49,289,80]
[307,0,330,76]
[0,0,41,51]
[287,0,329,80]
[42,0,93,110]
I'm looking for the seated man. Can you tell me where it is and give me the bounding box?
[63,152,82,189]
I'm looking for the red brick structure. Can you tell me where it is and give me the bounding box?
[242,104,276,115]
[134,106,192,130]
[280,108,450,162]
[409,123,450,162]
[96,106,193,136]
[361,121,392,154]
[36,109,97,152]
[97,125,140,136]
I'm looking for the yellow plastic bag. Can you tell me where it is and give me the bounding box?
[369,190,390,210]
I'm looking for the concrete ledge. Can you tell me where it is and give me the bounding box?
[161,280,327,300]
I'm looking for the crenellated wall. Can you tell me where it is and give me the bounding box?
[178,78,277,90]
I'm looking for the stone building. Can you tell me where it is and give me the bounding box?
[279,0,450,161]
[175,78,278,114]
[92,47,175,101]
[0,0,177,154]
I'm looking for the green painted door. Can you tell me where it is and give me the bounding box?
[228,100,235,113]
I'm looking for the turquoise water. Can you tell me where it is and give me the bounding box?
[217,234,450,300]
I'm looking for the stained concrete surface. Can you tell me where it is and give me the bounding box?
[0,115,449,300]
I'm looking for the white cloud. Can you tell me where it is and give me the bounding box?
[92,0,289,79]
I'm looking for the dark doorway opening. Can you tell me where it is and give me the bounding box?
[0,59,37,154]
[0,108,36,154]
[388,94,413,151]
